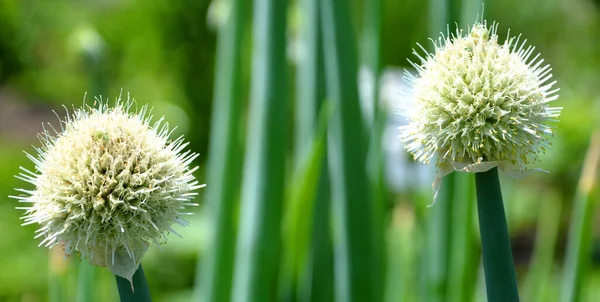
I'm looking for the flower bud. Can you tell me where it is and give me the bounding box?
[12,96,205,283]
[400,21,562,200]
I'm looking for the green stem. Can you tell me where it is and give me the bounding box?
[523,195,561,302]
[115,265,151,302]
[561,131,600,302]
[475,167,519,302]
[48,248,66,302]
[76,262,96,302]
[363,0,386,299]
[448,172,478,302]
[295,0,324,158]
[561,184,595,302]
[426,172,455,302]
[320,0,378,300]
[195,0,247,300]
[293,0,333,298]
[231,0,288,300]
[301,166,334,302]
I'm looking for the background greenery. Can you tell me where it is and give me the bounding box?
[0,0,599,301]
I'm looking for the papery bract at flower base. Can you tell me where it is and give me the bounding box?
[11,96,205,285]
[400,21,562,200]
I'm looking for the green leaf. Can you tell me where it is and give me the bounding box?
[448,172,478,302]
[362,0,387,299]
[282,101,333,299]
[293,0,335,300]
[523,194,561,302]
[561,131,600,302]
[320,0,380,300]
[425,172,455,302]
[230,0,289,300]
[195,0,248,301]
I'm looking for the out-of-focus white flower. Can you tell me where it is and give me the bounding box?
[207,0,231,30]
[359,66,435,192]
[400,21,562,199]
[11,96,204,283]
[68,25,104,61]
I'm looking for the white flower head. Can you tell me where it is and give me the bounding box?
[11,95,205,283]
[400,21,561,199]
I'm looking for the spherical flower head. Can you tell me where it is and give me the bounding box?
[400,21,562,198]
[11,96,204,282]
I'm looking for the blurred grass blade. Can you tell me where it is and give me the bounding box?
[49,247,67,302]
[461,0,488,27]
[362,0,387,299]
[422,0,461,300]
[561,130,600,302]
[76,262,96,302]
[385,203,417,302]
[320,0,379,300]
[414,192,431,301]
[301,162,334,302]
[448,172,478,302]
[195,0,248,301]
[475,167,519,302]
[231,0,289,300]
[295,0,325,157]
[429,0,462,36]
[294,0,334,300]
[523,193,562,302]
[115,265,151,302]
[283,102,333,300]
[426,172,455,302]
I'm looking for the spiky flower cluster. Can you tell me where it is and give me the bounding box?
[401,21,561,178]
[11,97,204,281]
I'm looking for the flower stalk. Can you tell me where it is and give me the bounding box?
[475,167,519,302]
[400,21,561,301]
[115,265,152,302]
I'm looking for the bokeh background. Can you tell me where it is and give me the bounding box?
[1,0,600,301]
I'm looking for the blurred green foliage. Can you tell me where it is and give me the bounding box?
[1,0,600,301]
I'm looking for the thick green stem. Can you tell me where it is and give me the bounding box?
[475,167,519,302]
[115,265,151,302]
